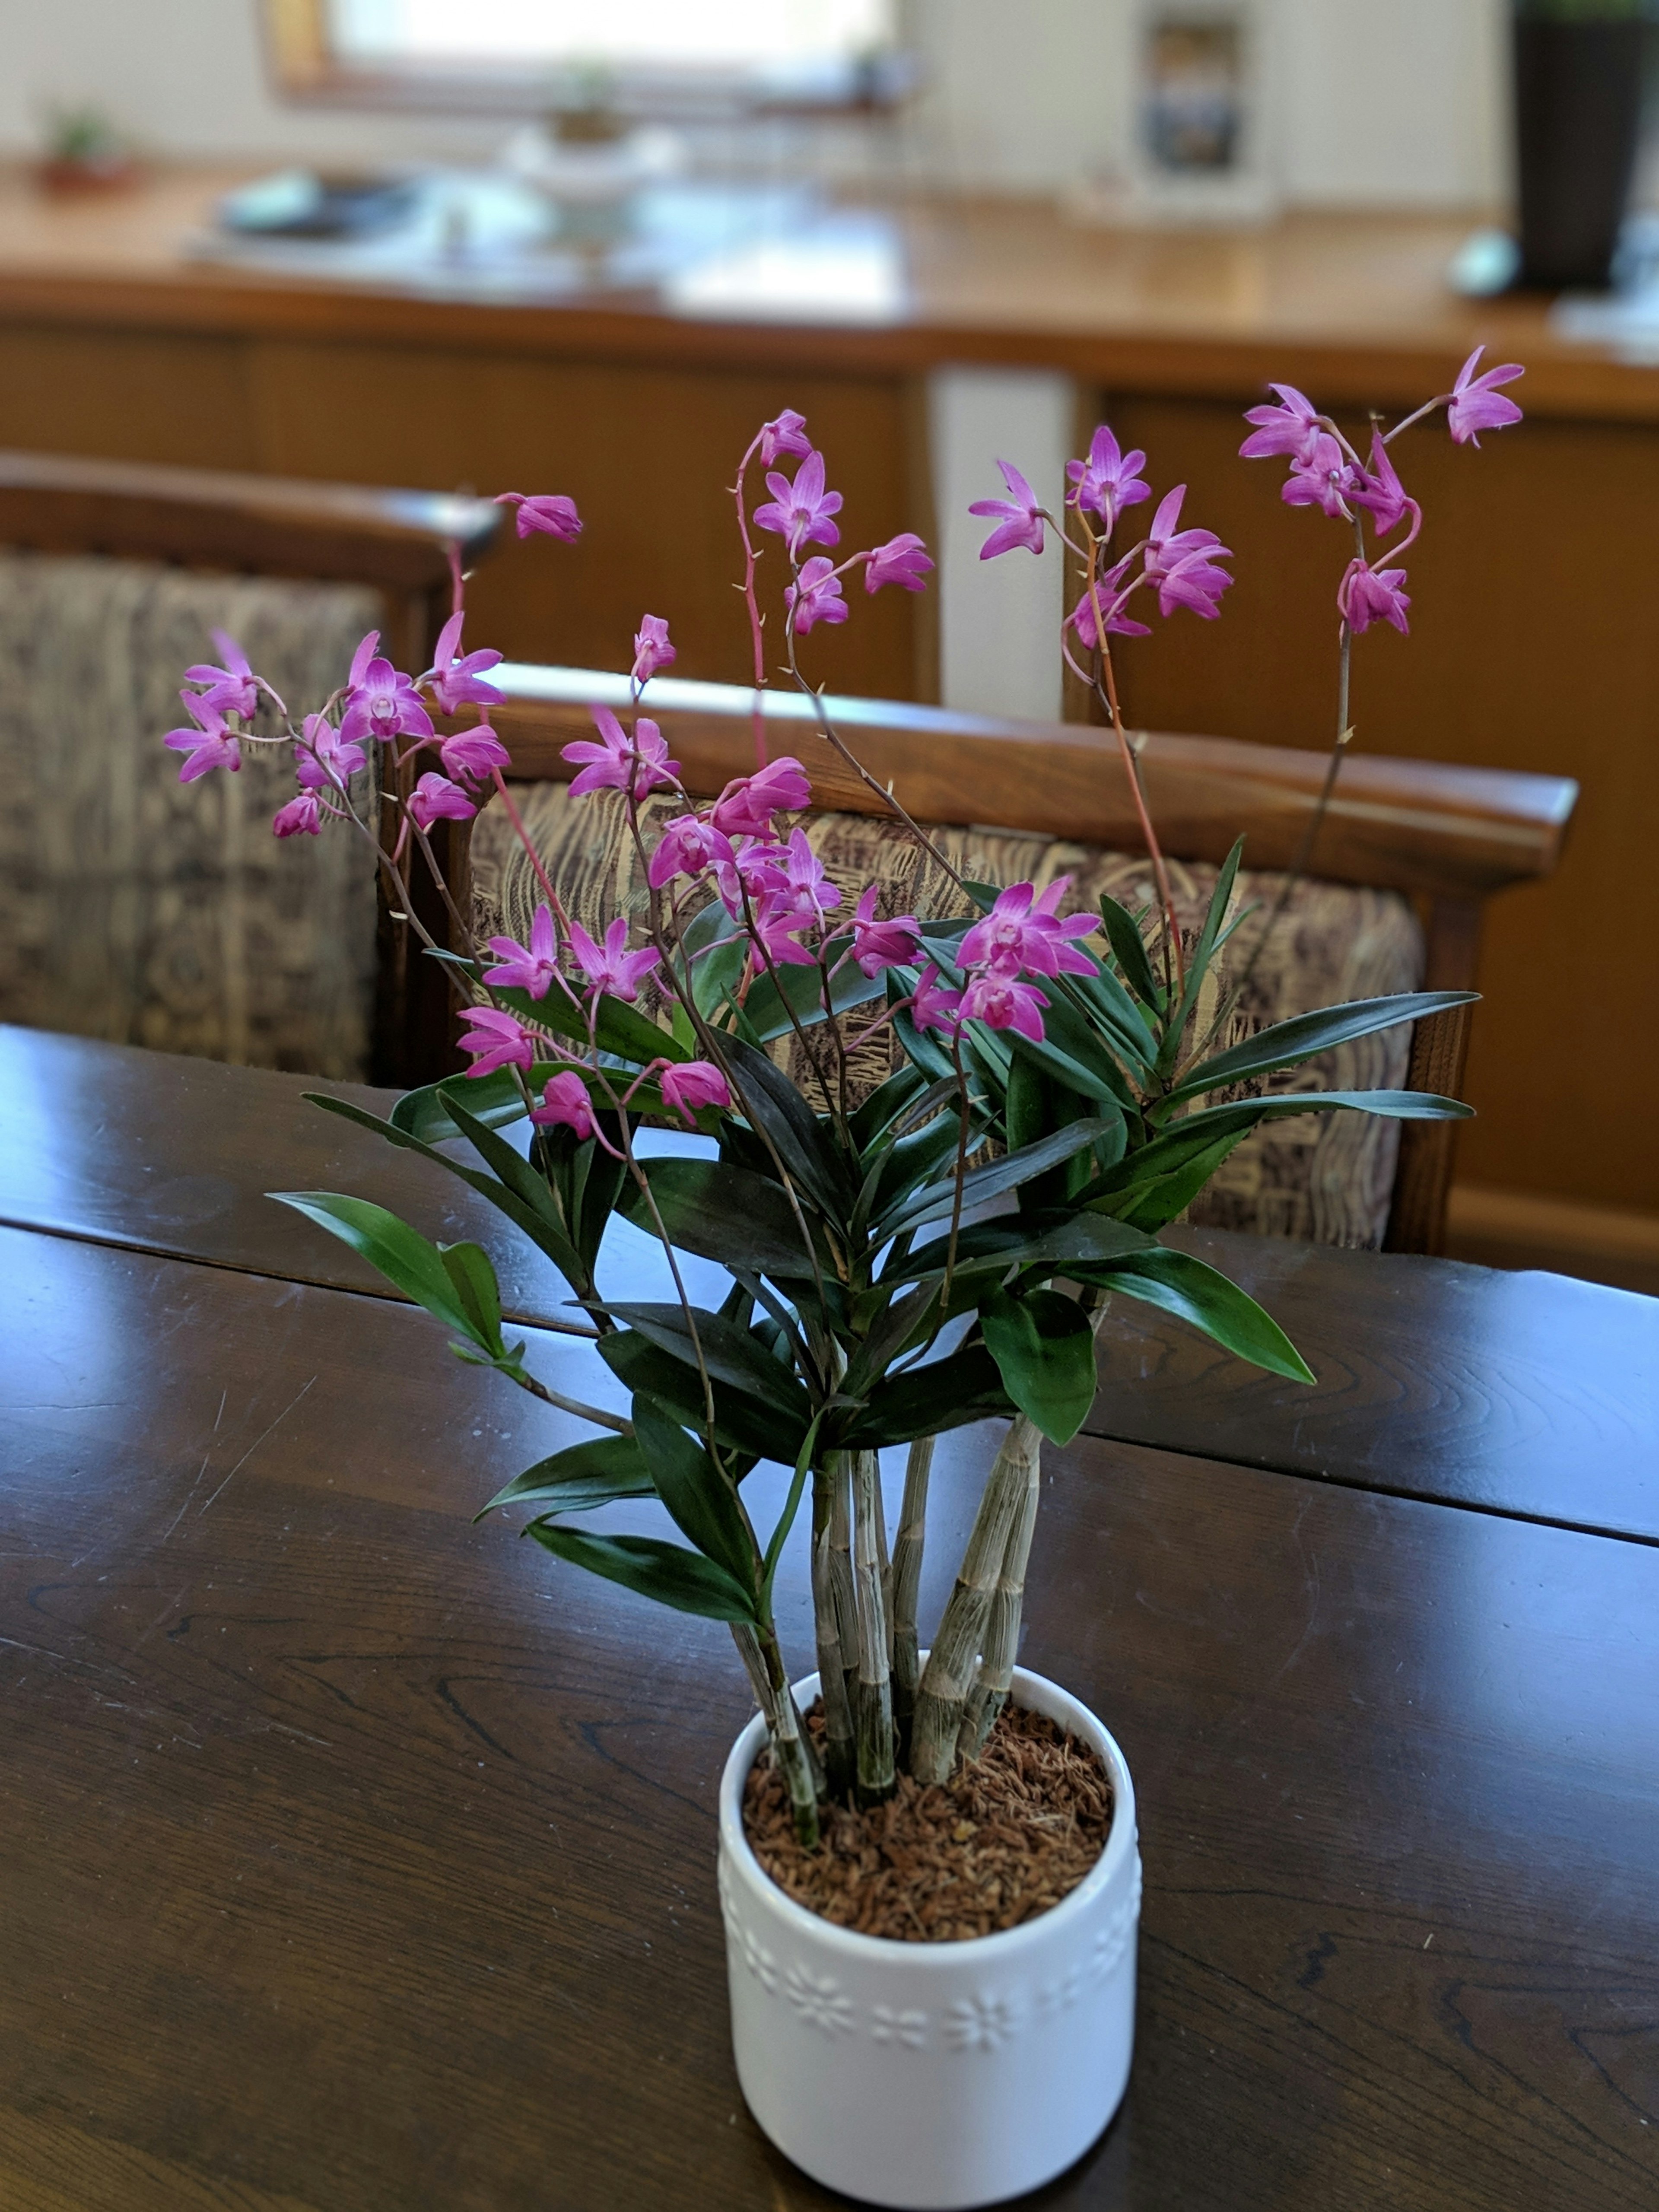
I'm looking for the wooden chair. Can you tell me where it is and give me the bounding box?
[0,449,502,1085]
[412,667,1577,1256]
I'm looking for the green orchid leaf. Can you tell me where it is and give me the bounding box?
[270,1192,486,1347]
[1096,892,1163,1012]
[1160,992,1478,1110]
[439,1241,505,1354]
[1159,836,1245,1072]
[719,1034,853,1224]
[390,1063,529,1140]
[875,1117,1117,1242]
[1079,1248,1315,1383]
[981,1287,1100,1445]
[485,979,691,1069]
[479,1434,656,1519]
[630,1394,757,1588]
[841,1342,1014,1449]
[525,1523,758,1623]
[595,1306,813,1453]
[304,1090,587,1288]
[616,1156,820,1280]
[741,936,889,1044]
[597,1330,780,1460]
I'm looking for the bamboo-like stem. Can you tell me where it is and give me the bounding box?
[827,1451,861,1722]
[890,1435,935,1751]
[732,1623,821,1848]
[851,1449,896,1805]
[907,1414,1043,1786]
[956,1437,1042,1762]
[811,1461,857,1801]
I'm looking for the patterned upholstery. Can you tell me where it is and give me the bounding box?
[0,551,381,1078]
[472,782,1424,1249]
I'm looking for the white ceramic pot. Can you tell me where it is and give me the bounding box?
[717,1666,1140,2210]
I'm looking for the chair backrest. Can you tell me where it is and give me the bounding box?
[0,451,503,1081]
[421,665,1576,1256]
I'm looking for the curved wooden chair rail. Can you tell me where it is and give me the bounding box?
[415,666,1578,1257]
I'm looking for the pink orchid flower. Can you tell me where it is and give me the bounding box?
[272,790,323,838]
[1066,573,1151,647]
[785,556,848,635]
[759,409,812,466]
[970,460,1046,559]
[184,628,259,720]
[163,692,241,782]
[1346,434,1413,536]
[407,772,477,833]
[439,724,512,785]
[752,448,843,557]
[295,712,366,791]
[749,894,818,967]
[660,1060,731,1125]
[912,964,965,1036]
[495,492,583,542]
[1447,347,1524,446]
[1281,457,1354,519]
[528,1071,597,1138]
[864,533,935,594]
[458,1006,537,1078]
[631,613,676,684]
[561,708,681,803]
[961,879,1096,980]
[1144,487,1233,619]
[646,812,735,890]
[772,827,842,925]
[340,631,436,747]
[426,612,504,715]
[960,970,1050,1042]
[483,903,559,998]
[1239,385,1345,480]
[850,884,922,977]
[567,917,661,1001]
[1065,426,1150,535]
[1338,559,1412,636]
[710,756,811,839]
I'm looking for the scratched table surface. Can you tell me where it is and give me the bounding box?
[4,1026,1655,1541]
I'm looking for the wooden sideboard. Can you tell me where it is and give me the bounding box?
[0,165,1652,1226]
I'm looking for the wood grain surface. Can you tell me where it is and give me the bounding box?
[3,1027,1654,1544]
[1,1224,1654,2209]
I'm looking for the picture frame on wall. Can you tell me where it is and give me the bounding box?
[1071,0,1279,227]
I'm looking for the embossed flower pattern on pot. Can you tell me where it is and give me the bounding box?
[946,1992,1023,2051]
[785,1963,856,2038]
[870,2005,929,2048]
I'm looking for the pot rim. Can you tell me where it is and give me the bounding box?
[718,1662,1136,1967]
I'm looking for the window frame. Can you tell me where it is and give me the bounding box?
[261,0,913,120]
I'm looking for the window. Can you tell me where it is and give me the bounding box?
[267,0,904,114]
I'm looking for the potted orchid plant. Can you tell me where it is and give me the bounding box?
[164,346,1519,2209]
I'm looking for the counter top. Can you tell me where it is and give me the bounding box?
[1,163,1654,420]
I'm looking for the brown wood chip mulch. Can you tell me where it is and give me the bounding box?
[742,1704,1113,1943]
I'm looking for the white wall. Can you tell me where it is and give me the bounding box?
[0,0,1509,210]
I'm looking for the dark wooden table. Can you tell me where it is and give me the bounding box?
[5,1027,1654,1541]
[3,1028,1657,2210]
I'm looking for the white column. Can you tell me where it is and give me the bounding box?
[928,366,1077,723]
